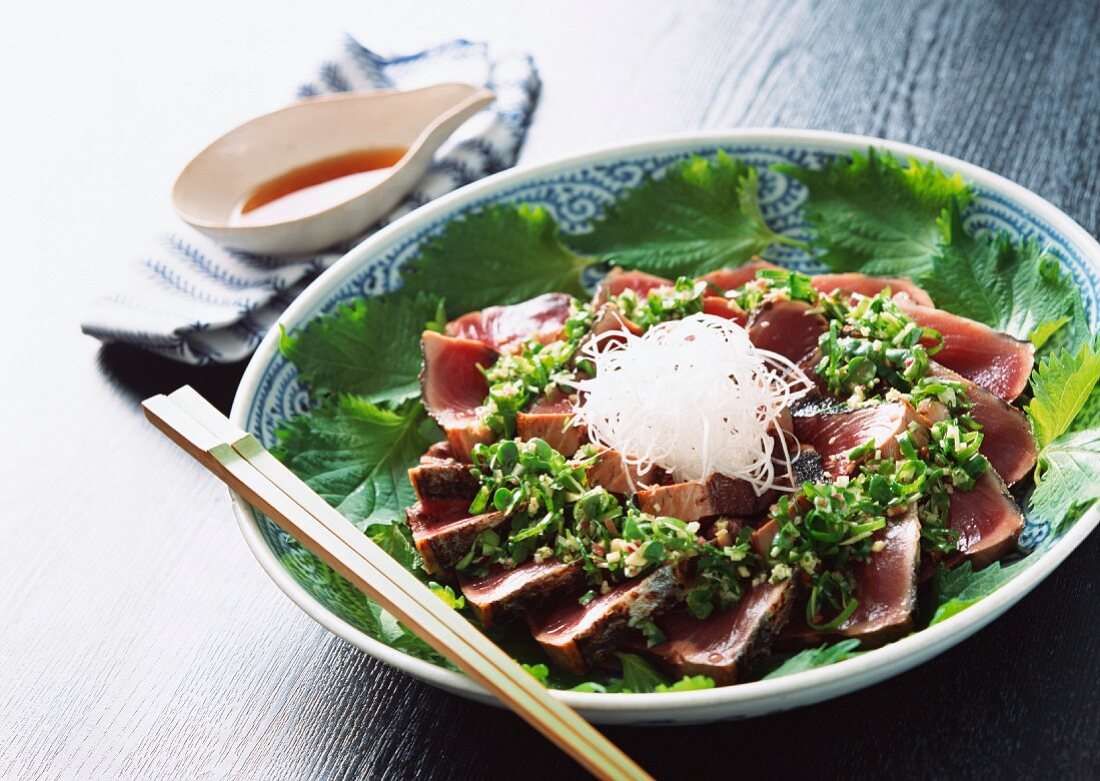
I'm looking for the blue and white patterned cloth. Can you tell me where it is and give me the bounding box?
[81,37,540,364]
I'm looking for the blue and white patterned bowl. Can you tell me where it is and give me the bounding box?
[229,130,1100,725]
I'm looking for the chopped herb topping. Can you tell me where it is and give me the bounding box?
[766,408,989,629]
[565,499,755,619]
[909,375,973,416]
[466,437,592,569]
[609,276,706,329]
[816,293,942,399]
[464,437,758,623]
[477,300,594,437]
[767,475,889,631]
[727,269,945,403]
[726,268,818,311]
[916,419,989,551]
[468,375,989,632]
[686,524,756,618]
[467,269,993,634]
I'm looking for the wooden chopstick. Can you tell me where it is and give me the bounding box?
[142,386,652,781]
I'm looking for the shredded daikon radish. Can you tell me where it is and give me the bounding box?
[573,313,813,493]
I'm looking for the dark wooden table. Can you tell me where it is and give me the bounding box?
[6,0,1100,778]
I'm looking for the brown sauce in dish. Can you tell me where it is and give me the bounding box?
[233,147,407,224]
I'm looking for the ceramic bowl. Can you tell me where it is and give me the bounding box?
[229,129,1100,725]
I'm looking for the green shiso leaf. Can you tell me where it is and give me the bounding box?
[277,482,453,666]
[1029,428,1100,535]
[762,639,862,679]
[273,396,441,527]
[366,520,423,573]
[279,292,444,407]
[1037,293,1092,357]
[428,581,466,610]
[928,558,1034,625]
[923,200,1080,348]
[400,203,594,314]
[1025,337,1100,535]
[617,652,668,692]
[653,675,716,693]
[522,663,551,686]
[278,549,387,639]
[278,540,442,664]
[568,654,715,693]
[776,148,972,278]
[1027,336,1100,449]
[376,608,448,664]
[570,152,805,277]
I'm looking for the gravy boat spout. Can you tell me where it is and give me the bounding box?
[172,83,495,255]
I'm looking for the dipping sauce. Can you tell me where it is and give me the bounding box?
[232,147,407,225]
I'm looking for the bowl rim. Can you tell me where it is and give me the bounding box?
[228,127,1100,717]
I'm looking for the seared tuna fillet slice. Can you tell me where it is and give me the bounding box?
[445,293,575,353]
[747,299,829,366]
[460,559,586,628]
[792,401,927,478]
[896,299,1034,402]
[947,470,1025,568]
[750,518,779,557]
[424,440,457,459]
[636,474,776,522]
[810,272,934,306]
[405,500,507,575]
[582,302,644,354]
[698,259,781,291]
[591,271,747,328]
[420,331,498,460]
[593,268,673,305]
[835,511,921,646]
[781,511,921,649]
[646,580,794,685]
[408,456,479,504]
[528,564,688,674]
[584,448,669,493]
[922,364,1036,485]
[516,395,586,456]
[702,295,748,325]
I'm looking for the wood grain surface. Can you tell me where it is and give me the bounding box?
[4,0,1100,778]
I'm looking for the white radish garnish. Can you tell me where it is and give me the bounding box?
[572,313,813,493]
